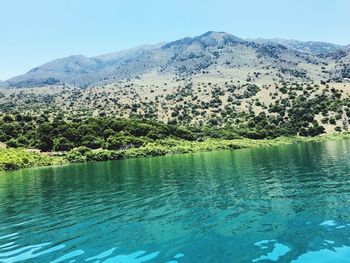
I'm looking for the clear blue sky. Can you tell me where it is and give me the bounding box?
[1,0,350,80]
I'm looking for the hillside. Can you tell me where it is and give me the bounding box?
[1,31,350,136]
[2,31,350,88]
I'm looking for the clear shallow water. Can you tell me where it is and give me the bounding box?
[1,140,350,262]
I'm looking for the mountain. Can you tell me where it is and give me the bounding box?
[3,31,349,88]
[1,31,350,134]
[4,44,167,88]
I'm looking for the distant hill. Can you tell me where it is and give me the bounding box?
[2,31,349,88]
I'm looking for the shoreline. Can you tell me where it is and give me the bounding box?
[1,133,350,172]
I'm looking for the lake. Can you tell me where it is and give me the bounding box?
[1,139,350,262]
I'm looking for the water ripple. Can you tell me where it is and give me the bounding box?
[0,139,350,261]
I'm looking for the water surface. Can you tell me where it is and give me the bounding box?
[1,140,350,262]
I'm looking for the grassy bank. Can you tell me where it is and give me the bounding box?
[1,133,349,172]
[65,133,350,162]
[0,148,66,171]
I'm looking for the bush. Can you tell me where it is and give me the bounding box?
[0,148,64,171]
[54,137,74,151]
[6,139,19,148]
[81,135,104,149]
[335,126,342,132]
[65,147,89,163]
[105,135,145,150]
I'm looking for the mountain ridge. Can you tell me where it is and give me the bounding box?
[2,31,349,88]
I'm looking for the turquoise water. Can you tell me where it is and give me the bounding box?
[1,140,350,262]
